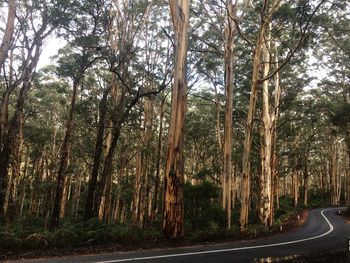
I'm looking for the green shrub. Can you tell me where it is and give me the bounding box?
[0,231,22,249]
[184,181,226,231]
[53,228,79,247]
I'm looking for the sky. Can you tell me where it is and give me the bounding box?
[37,37,66,69]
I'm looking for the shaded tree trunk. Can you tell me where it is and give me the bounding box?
[222,0,236,230]
[51,73,82,228]
[85,86,111,219]
[151,96,166,221]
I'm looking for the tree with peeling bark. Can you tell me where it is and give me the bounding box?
[222,0,236,230]
[163,0,190,239]
[240,0,326,231]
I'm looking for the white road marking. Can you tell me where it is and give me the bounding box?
[94,208,339,263]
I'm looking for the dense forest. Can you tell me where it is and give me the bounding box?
[0,0,349,248]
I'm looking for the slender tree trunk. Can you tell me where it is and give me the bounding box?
[132,150,143,223]
[330,143,337,206]
[240,0,281,231]
[163,0,189,239]
[72,172,82,218]
[303,153,308,207]
[85,87,110,219]
[293,172,299,207]
[222,0,236,230]
[240,25,265,231]
[151,96,166,221]
[98,118,113,221]
[60,175,70,218]
[5,111,23,222]
[0,0,16,73]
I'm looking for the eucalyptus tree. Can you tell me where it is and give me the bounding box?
[238,0,326,230]
[163,0,190,239]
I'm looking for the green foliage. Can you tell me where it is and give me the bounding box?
[0,231,22,249]
[184,181,226,232]
[0,216,163,251]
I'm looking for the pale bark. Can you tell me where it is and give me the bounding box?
[151,96,166,221]
[293,172,299,207]
[98,118,113,221]
[222,0,236,230]
[240,23,265,231]
[259,33,273,227]
[240,0,281,231]
[0,0,16,73]
[163,0,189,239]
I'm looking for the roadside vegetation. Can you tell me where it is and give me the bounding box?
[0,182,329,258]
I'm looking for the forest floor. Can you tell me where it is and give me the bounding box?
[1,210,309,261]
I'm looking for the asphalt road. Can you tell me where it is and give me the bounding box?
[6,207,350,263]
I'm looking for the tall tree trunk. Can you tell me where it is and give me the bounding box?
[151,96,166,221]
[293,172,299,207]
[4,110,24,222]
[303,153,308,207]
[222,0,236,230]
[132,150,143,223]
[98,118,113,221]
[240,25,265,231]
[240,0,281,231]
[330,143,337,206]
[271,47,281,211]
[259,34,273,227]
[163,0,189,239]
[85,87,110,219]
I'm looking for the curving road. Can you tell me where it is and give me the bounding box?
[7,207,350,263]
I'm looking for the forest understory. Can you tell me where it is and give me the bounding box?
[1,196,310,260]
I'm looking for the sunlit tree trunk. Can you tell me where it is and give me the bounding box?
[163,0,189,239]
[259,31,273,227]
[330,143,338,206]
[271,46,281,211]
[293,172,299,207]
[240,19,266,231]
